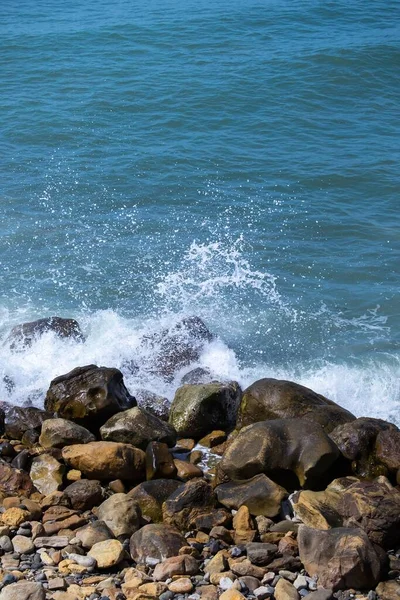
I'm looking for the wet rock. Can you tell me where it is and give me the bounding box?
[375,428,400,472]
[30,454,65,495]
[181,367,214,385]
[63,479,104,511]
[62,441,145,482]
[10,449,31,471]
[337,479,400,549]
[174,458,203,480]
[130,523,186,563]
[298,525,383,591]
[7,317,84,350]
[0,461,35,497]
[88,539,124,568]
[237,378,355,432]
[0,581,45,600]
[329,417,398,479]
[169,381,242,439]
[74,521,114,549]
[162,478,215,531]
[39,418,95,448]
[134,389,170,421]
[217,419,340,489]
[153,554,199,580]
[143,316,215,380]
[44,364,136,428]
[96,493,142,538]
[1,404,52,440]
[215,474,287,517]
[100,406,177,449]
[198,430,227,448]
[127,479,182,523]
[145,441,177,480]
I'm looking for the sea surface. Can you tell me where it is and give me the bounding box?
[1,0,399,422]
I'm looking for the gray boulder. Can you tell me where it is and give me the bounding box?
[100,406,176,449]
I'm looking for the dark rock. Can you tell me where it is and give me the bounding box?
[0,460,36,497]
[44,364,136,429]
[127,479,182,523]
[237,378,355,433]
[130,523,186,563]
[215,474,287,517]
[181,368,214,385]
[0,403,52,440]
[375,428,400,472]
[39,418,95,448]
[169,381,242,439]
[146,441,177,480]
[6,317,84,350]
[62,441,145,482]
[162,478,215,531]
[192,508,232,532]
[0,442,15,459]
[134,389,170,421]
[246,542,278,565]
[298,525,383,591]
[216,418,340,489]
[64,479,104,511]
[10,450,30,471]
[329,417,398,479]
[100,406,177,449]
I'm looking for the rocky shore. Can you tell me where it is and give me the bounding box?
[0,317,399,600]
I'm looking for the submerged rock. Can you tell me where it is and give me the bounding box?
[169,381,242,439]
[6,316,84,350]
[44,364,136,428]
[237,378,355,433]
[217,418,340,489]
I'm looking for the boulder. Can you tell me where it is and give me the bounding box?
[75,520,114,549]
[1,404,52,440]
[7,317,83,350]
[291,484,343,530]
[62,441,145,482]
[298,525,383,591]
[375,428,400,472]
[142,316,214,380]
[162,478,216,531]
[130,523,186,564]
[169,381,242,439]
[30,454,65,496]
[88,539,124,568]
[0,581,45,600]
[181,367,214,385]
[0,460,36,497]
[96,493,142,538]
[216,419,340,489]
[215,474,287,517]
[63,479,104,511]
[44,364,136,428]
[134,389,170,421]
[337,479,400,549]
[127,479,182,523]
[39,418,95,448]
[237,378,355,433]
[100,406,177,449]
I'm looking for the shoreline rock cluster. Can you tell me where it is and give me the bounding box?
[0,316,400,600]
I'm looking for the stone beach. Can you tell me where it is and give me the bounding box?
[0,318,399,600]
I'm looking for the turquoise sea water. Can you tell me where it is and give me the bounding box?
[1,0,399,421]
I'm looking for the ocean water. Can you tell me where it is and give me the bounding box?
[1,0,399,422]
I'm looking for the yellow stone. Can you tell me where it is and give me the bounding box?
[1,507,29,527]
[219,590,246,600]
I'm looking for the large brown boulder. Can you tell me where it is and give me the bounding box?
[215,474,287,517]
[337,479,400,549]
[216,419,340,489]
[100,406,177,449]
[130,523,186,564]
[298,525,383,591]
[329,417,399,479]
[169,381,241,439]
[127,479,182,523]
[96,493,142,538]
[237,378,355,433]
[162,478,216,531]
[39,418,95,448]
[7,316,84,350]
[44,364,136,429]
[61,441,145,482]
[0,461,36,498]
